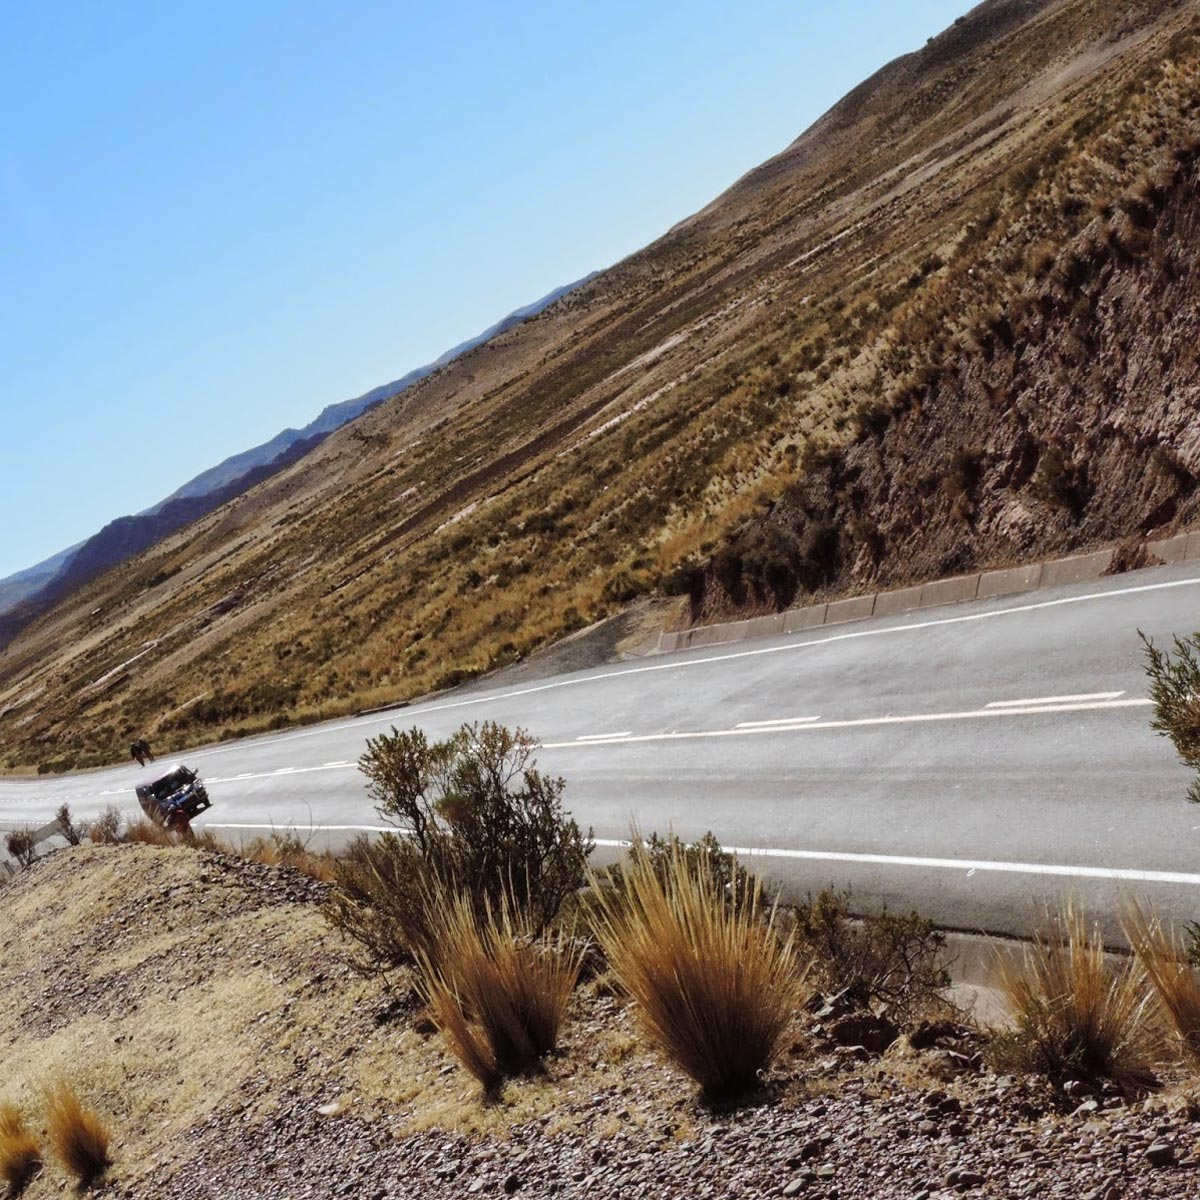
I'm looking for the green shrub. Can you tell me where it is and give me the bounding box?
[1141,631,1200,802]
[327,722,592,966]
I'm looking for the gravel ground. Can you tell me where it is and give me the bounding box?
[129,1049,1200,1199]
[8,846,1200,1199]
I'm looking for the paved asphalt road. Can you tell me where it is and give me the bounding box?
[5,562,1200,939]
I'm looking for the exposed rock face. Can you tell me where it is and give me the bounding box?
[691,150,1200,618]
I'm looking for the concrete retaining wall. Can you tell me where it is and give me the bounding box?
[652,526,1200,657]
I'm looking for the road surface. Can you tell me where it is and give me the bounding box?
[4,561,1200,939]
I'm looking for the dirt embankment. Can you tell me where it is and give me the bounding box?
[2,845,1200,1198]
[688,147,1200,620]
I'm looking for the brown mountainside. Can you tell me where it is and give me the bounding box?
[2,0,1198,771]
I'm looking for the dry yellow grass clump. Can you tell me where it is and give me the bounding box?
[993,900,1161,1092]
[587,843,803,1101]
[416,890,584,1091]
[43,1082,110,1187]
[1123,900,1200,1063]
[0,1103,41,1195]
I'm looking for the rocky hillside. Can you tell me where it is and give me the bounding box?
[687,139,1200,617]
[1,0,1197,772]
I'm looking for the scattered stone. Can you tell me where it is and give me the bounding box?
[1144,1141,1175,1167]
[825,1012,899,1055]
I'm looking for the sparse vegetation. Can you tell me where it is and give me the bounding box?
[792,889,950,1023]
[1123,900,1200,1063]
[0,1104,41,1196]
[239,830,337,883]
[4,829,38,870]
[328,722,592,964]
[1141,630,1200,803]
[86,806,124,845]
[55,804,82,847]
[991,901,1160,1094]
[415,888,584,1090]
[587,840,802,1100]
[43,1082,111,1188]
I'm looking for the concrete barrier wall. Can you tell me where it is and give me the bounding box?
[978,563,1042,599]
[648,526,1200,658]
[1040,548,1115,588]
[824,595,876,625]
[872,585,923,617]
[919,574,980,609]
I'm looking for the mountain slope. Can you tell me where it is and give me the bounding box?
[149,273,597,512]
[0,273,596,633]
[1,0,1197,772]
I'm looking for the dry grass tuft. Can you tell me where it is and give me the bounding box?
[1122,900,1200,1062]
[0,1104,41,1196]
[416,890,584,1091]
[240,832,337,884]
[43,1082,111,1187]
[587,842,803,1101]
[123,818,176,847]
[992,900,1160,1093]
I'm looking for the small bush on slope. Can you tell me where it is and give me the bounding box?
[415,889,584,1091]
[328,722,592,965]
[240,831,337,883]
[4,830,37,870]
[55,804,83,846]
[587,841,803,1101]
[791,889,949,1024]
[598,830,755,913]
[0,1104,41,1196]
[991,900,1160,1094]
[44,1082,110,1188]
[86,806,124,845]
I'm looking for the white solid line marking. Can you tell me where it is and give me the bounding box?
[323,761,351,768]
[592,839,1200,885]
[205,822,395,833]
[986,691,1124,708]
[195,827,1200,887]
[736,716,821,728]
[576,732,632,741]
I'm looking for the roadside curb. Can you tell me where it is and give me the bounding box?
[652,530,1200,656]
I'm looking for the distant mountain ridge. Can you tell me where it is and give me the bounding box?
[0,271,597,627]
[150,274,597,511]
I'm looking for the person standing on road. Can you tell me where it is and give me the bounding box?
[137,737,154,763]
[130,742,146,767]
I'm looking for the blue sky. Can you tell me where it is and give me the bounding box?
[0,0,968,579]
